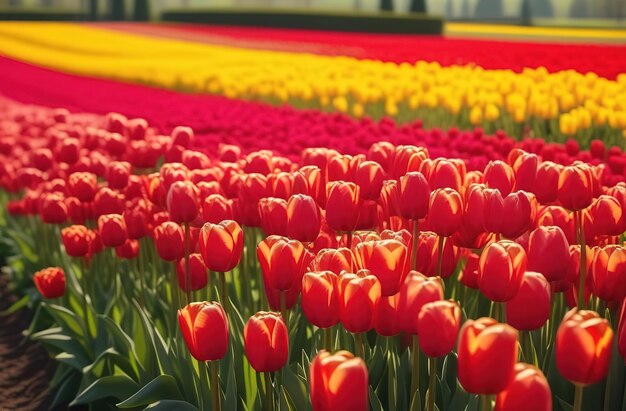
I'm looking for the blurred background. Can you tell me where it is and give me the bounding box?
[0,0,624,23]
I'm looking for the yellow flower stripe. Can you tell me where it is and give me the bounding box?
[446,23,626,43]
[1,22,625,145]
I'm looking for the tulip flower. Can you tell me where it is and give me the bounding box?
[61,225,91,257]
[484,160,515,196]
[166,180,200,224]
[258,197,288,237]
[478,240,527,302]
[457,317,518,394]
[506,271,551,330]
[354,160,384,200]
[39,193,68,224]
[115,239,139,260]
[590,245,626,303]
[556,309,613,411]
[310,350,368,411]
[202,194,233,224]
[354,239,408,296]
[97,214,127,248]
[310,248,355,275]
[425,158,465,193]
[68,171,97,202]
[244,312,289,373]
[495,363,552,411]
[534,161,562,204]
[426,188,463,237]
[558,163,595,211]
[107,161,131,189]
[417,300,461,357]
[337,269,381,334]
[286,194,321,242]
[199,220,244,273]
[396,171,430,221]
[176,253,208,292]
[325,181,361,233]
[302,271,340,330]
[33,267,66,299]
[178,302,228,362]
[591,195,625,236]
[511,151,538,193]
[373,294,401,337]
[527,225,570,282]
[459,251,480,289]
[398,271,444,335]
[153,221,185,262]
[257,235,310,292]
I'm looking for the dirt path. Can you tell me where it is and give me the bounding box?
[0,274,59,411]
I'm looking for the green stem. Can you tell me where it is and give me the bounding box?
[264,372,274,411]
[184,222,191,305]
[436,235,445,278]
[573,384,583,411]
[481,394,492,411]
[411,335,420,404]
[428,357,437,411]
[355,332,365,359]
[280,291,289,325]
[210,360,221,411]
[219,271,228,314]
[324,327,332,352]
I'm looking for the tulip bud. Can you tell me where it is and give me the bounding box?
[202,194,233,224]
[166,181,200,224]
[556,309,613,386]
[123,200,150,240]
[257,235,312,292]
[354,239,408,296]
[398,271,443,335]
[153,221,185,262]
[506,271,551,330]
[39,193,68,224]
[258,197,288,237]
[33,267,66,299]
[199,220,244,272]
[427,188,463,237]
[397,172,430,221]
[354,161,384,200]
[61,225,91,257]
[500,191,536,239]
[511,151,538,193]
[310,350,368,411]
[93,187,124,216]
[535,161,562,204]
[337,270,381,333]
[176,253,208,291]
[98,214,127,248]
[527,226,570,282]
[558,163,595,211]
[590,245,626,303]
[68,172,97,202]
[495,363,552,411]
[286,194,321,243]
[459,251,479,289]
[310,248,355,275]
[244,312,289,372]
[178,302,228,361]
[115,239,139,260]
[302,271,340,329]
[325,181,361,232]
[425,158,464,193]
[591,195,625,236]
[478,241,527,302]
[417,300,461,357]
[373,294,401,337]
[457,317,518,394]
[484,160,515,196]
[107,161,131,190]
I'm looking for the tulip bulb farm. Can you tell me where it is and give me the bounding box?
[1,19,626,411]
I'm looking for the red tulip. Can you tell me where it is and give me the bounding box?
[484,160,515,196]
[590,245,626,303]
[396,172,430,221]
[61,225,90,257]
[302,271,340,329]
[258,235,312,292]
[535,161,562,204]
[417,300,461,357]
[115,239,139,259]
[98,214,127,247]
[258,197,288,237]
[457,317,518,394]
[68,172,97,202]
[93,187,124,216]
[506,271,551,330]
[556,309,613,386]
[286,194,321,242]
[337,269,381,333]
[426,188,463,237]
[511,151,537,193]
[166,181,199,224]
[310,248,356,275]
[397,271,443,335]
[33,267,66,299]
[107,161,131,189]
[495,363,552,411]
[478,241,527,302]
[153,221,185,262]
[244,312,289,372]
[527,226,570,282]
[459,251,479,289]
[202,194,233,224]
[373,294,401,337]
[199,220,244,272]
[558,163,595,211]
[354,239,408,296]
[354,161,384,200]
[176,253,208,291]
[178,302,228,361]
[591,195,625,236]
[424,158,464,193]
[325,181,361,232]
[310,350,368,411]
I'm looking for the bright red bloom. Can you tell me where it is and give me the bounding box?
[484,160,515,196]
[373,293,401,337]
[244,312,289,372]
[176,253,208,291]
[178,302,228,362]
[397,271,443,335]
[337,269,381,333]
[39,193,68,224]
[310,248,355,275]
[506,271,551,331]
[68,172,98,202]
[426,188,463,237]
[199,220,244,272]
[478,240,527,302]
[591,195,625,236]
[417,300,461,357]
[33,267,66,299]
[354,239,408,296]
[287,194,321,243]
[558,163,595,211]
[590,245,626,303]
[556,309,613,386]
[257,235,312,292]
[302,271,340,329]
[97,213,127,247]
[494,363,552,411]
[325,181,361,232]
[115,239,139,259]
[166,180,200,224]
[153,221,185,262]
[61,225,91,257]
[202,194,233,224]
[258,197,288,237]
[310,350,368,411]
[396,171,430,221]
[457,317,518,394]
[527,226,570,282]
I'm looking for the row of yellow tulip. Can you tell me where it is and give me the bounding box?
[0,22,625,145]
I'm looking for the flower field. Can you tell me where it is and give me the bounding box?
[1,21,626,411]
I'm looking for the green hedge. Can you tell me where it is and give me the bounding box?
[0,8,88,21]
[161,8,444,35]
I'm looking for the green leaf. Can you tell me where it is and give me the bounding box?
[410,388,422,411]
[55,352,88,371]
[556,395,573,411]
[44,303,84,336]
[50,371,81,409]
[117,374,184,408]
[369,385,385,411]
[224,364,238,411]
[83,347,140,382]
[1,294,29,315]
[144,400,199,410]
[282,366,309,411]
[71,375,139,405]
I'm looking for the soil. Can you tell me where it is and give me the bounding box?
[0,274,67,411]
